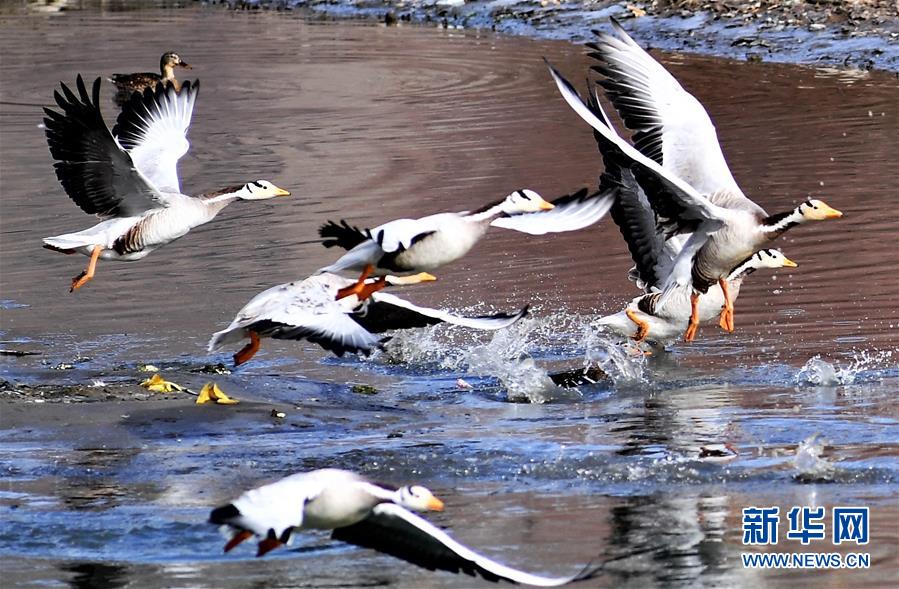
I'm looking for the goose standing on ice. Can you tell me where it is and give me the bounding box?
[210,468,598,586]
[546,20,841,341]
[317,187,615,299]
[111,51,191,105]
[42,76,290,291]
[209,272,529,365]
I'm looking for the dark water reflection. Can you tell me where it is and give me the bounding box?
[0,5,897,589]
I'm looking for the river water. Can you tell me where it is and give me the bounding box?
[1,4,897,588]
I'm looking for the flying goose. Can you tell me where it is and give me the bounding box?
[42,76,290,291]
[584,88,798,344]
[210,468,598,586]
[111,51,191,105]
[208,272,529,365]
[546,22,841,341]
[317,187,615,298]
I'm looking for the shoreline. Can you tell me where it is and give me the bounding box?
[211,0,899,72]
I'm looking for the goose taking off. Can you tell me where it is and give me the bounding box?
[317,187,615,299]
[42,76,290,292]
[111,51,191,105]
[208,272,529,366]
[210,468,598,586]
[546,20,841,341]
[584,90,798,344]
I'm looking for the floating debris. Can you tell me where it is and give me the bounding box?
[351,384,379,395]
[0,349,41,357]
[698,443,738,462]
[196,382,239,405]
[456,378,472,390]
[193,363,231,375]
[140,373,184,393]
[137,364,160,373]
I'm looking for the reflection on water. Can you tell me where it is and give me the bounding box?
[0,4,897,589]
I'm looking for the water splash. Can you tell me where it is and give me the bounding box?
[583,329,647,386]
[796,350,895,386]
[792,433,834,482]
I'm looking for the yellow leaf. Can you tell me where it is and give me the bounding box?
[140,373,184,393]
[196,382,239,405]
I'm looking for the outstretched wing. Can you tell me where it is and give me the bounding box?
[490,188,615,235]
[354,293,529,334]
[588,19,744,201]
[43,75,165,218]
[332,503,596,586]
[546,62,728,240]
[112,80,198,194]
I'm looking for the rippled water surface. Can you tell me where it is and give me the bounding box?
[1,5,897,589]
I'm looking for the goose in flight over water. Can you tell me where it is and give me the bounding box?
[546,20,841,341]
[209,272,529,365]
[582,89,799,344]
[110,51,191,105]
[210,468,599,586]
[42,76,290,291]
[317,187,615,299]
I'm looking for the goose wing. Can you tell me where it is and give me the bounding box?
[332,503,596,586]
[209,277,383,357]
[245,307,383,357]
[43,75,166,218]
[112,80,198,194]
[587,19,744,202]
[585,89,679,290]
[490,188,615,235]
[546,62,729,239]
[354,293,529,333]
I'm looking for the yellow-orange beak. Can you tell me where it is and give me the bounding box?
[427,496,445,512]
[539,200,555,211]
[822,204,842,219]
[415,272,437,283]
[782,257,798,268]
[273,187,291,197]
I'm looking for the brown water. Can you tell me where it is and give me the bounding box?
[1,5,898,589]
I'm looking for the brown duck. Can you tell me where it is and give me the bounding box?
[111,51,191,105]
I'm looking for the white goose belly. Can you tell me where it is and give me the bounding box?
[389,219,487,271]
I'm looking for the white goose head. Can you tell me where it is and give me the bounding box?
[730,248,798,279]
[394,485,444,512]
[499,189,555,215]
[798,198,843,221]
[236,180,291,201]
[751,248,798,270]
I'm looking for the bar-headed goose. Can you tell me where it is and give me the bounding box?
[210,468,597,586]
[316,187,615,298]
[42,76,290,291]
[584,92,798,344]
[546,21,841,341]
[111,51,191,105]
[208,272,529,366]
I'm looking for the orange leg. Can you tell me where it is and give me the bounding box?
[224,530,253,553]
[625,309,650,342]
[718,278,735,333]
[683,293,701,343]
[335,264,381,300]
[70,245,102,292]
[234,331,261,366]
[256,537,283,557]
